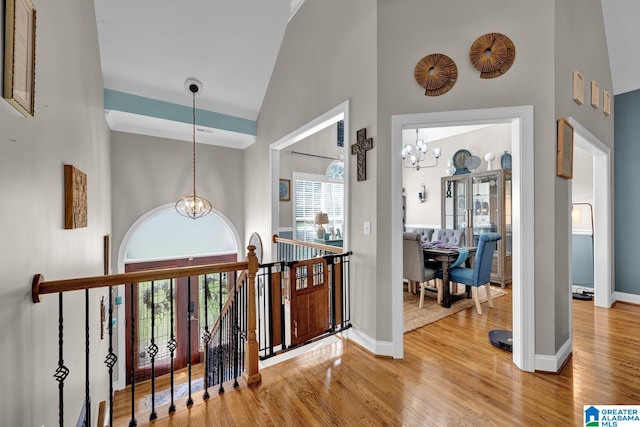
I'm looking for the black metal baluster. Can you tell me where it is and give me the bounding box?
[186,276,194,406]
[149,281,158,420]
[260,267,268,357]
[232,275,240,388]
[280,262,287,351]
[202,275,211,400]
[218,273,225,394]
[327,256,336,331]
[105,286,117,427]
[266,266,274,356]
[168,279,176,414]
[54,292,69,427]
[241,274,247,371]
[129,283,137,426]
[84,289,91,426]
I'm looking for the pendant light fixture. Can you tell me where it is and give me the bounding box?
[175,78,213,219]
[401,129,442,171]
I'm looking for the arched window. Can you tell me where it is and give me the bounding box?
[124,205,238,263]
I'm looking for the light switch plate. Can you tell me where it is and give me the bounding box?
[364,220,371,235]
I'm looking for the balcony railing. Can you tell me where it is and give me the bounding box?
[32,246,260,427]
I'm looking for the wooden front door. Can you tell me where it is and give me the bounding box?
[124,254,236,384]
[289,258,329,346]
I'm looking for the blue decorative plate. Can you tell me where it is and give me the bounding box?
[465,155,481,171]
[452,149,471,174]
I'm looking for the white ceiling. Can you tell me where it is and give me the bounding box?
[93,0,638,146]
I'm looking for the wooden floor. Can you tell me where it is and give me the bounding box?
[113,290,640,426]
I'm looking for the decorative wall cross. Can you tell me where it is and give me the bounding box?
[351,128,373,181]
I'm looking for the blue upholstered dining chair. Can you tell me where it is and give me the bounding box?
[403,232,441,308]
[447,232,502,315]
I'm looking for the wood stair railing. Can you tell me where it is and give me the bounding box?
[32,245,260,427]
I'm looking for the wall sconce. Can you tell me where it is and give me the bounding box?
[571,207,582,224]
[418,184,426,203]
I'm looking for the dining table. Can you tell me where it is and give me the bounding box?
[422,245,477,308]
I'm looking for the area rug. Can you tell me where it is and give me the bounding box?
[144,377,204,409]
[404,285,507,333]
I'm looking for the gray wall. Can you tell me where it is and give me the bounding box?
[111,131,246,269]
[0,1,112,424]
[553,0,614,355]
[251,0,613,360]
[614,89,640,294]
[248,0,378,338]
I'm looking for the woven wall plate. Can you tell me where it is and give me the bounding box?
[414,53,458,96]
[469,33,516,79]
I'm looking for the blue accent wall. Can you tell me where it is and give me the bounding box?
[614,89,640,294]
[104,89,256,136]
[572,234,593,288]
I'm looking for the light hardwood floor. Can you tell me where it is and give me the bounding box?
[113,290,640,426]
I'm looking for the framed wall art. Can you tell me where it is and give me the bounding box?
[591,80,600,109]
[572,71,584,105]
[64,165,88,229]
[3,0,37,117]
[556,118,574,179]
[279,179,290,201]
[603,90,611,117]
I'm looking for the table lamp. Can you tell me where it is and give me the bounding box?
[315,212,329,239]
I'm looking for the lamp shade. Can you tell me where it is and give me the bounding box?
[315,213,329,225]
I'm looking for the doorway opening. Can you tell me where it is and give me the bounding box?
[569,118,613,309]
[392,106,535,371]
[270,100,350,249]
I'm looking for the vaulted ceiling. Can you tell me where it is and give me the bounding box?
[94,0,637,147]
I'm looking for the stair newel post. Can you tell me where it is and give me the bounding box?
[243,245,262,385]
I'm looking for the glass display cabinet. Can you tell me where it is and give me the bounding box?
[441,169,512,287]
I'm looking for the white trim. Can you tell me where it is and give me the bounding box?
[613,291,640,305]
[535,337,572,373]
[391,106,535,371]
[569,118,613,309]
[113,203,243,390]
[342,328,393,357]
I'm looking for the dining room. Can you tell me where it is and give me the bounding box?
[400,121,513,332]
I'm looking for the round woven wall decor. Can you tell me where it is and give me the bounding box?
[414,53,458,96]
[469,33,516,79]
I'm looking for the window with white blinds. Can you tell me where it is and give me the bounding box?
[293,172,344,242]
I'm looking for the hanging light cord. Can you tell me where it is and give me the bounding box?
[191,88,197,200]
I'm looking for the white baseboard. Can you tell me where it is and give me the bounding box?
[535,337,572,372]
[613,291,640,305]
[343,328,394,358]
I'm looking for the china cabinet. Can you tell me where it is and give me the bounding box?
[441,169,512,287]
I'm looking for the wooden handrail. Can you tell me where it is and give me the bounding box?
[32,260,249,303]
[272,234,343,254]
[32,245,262,387]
